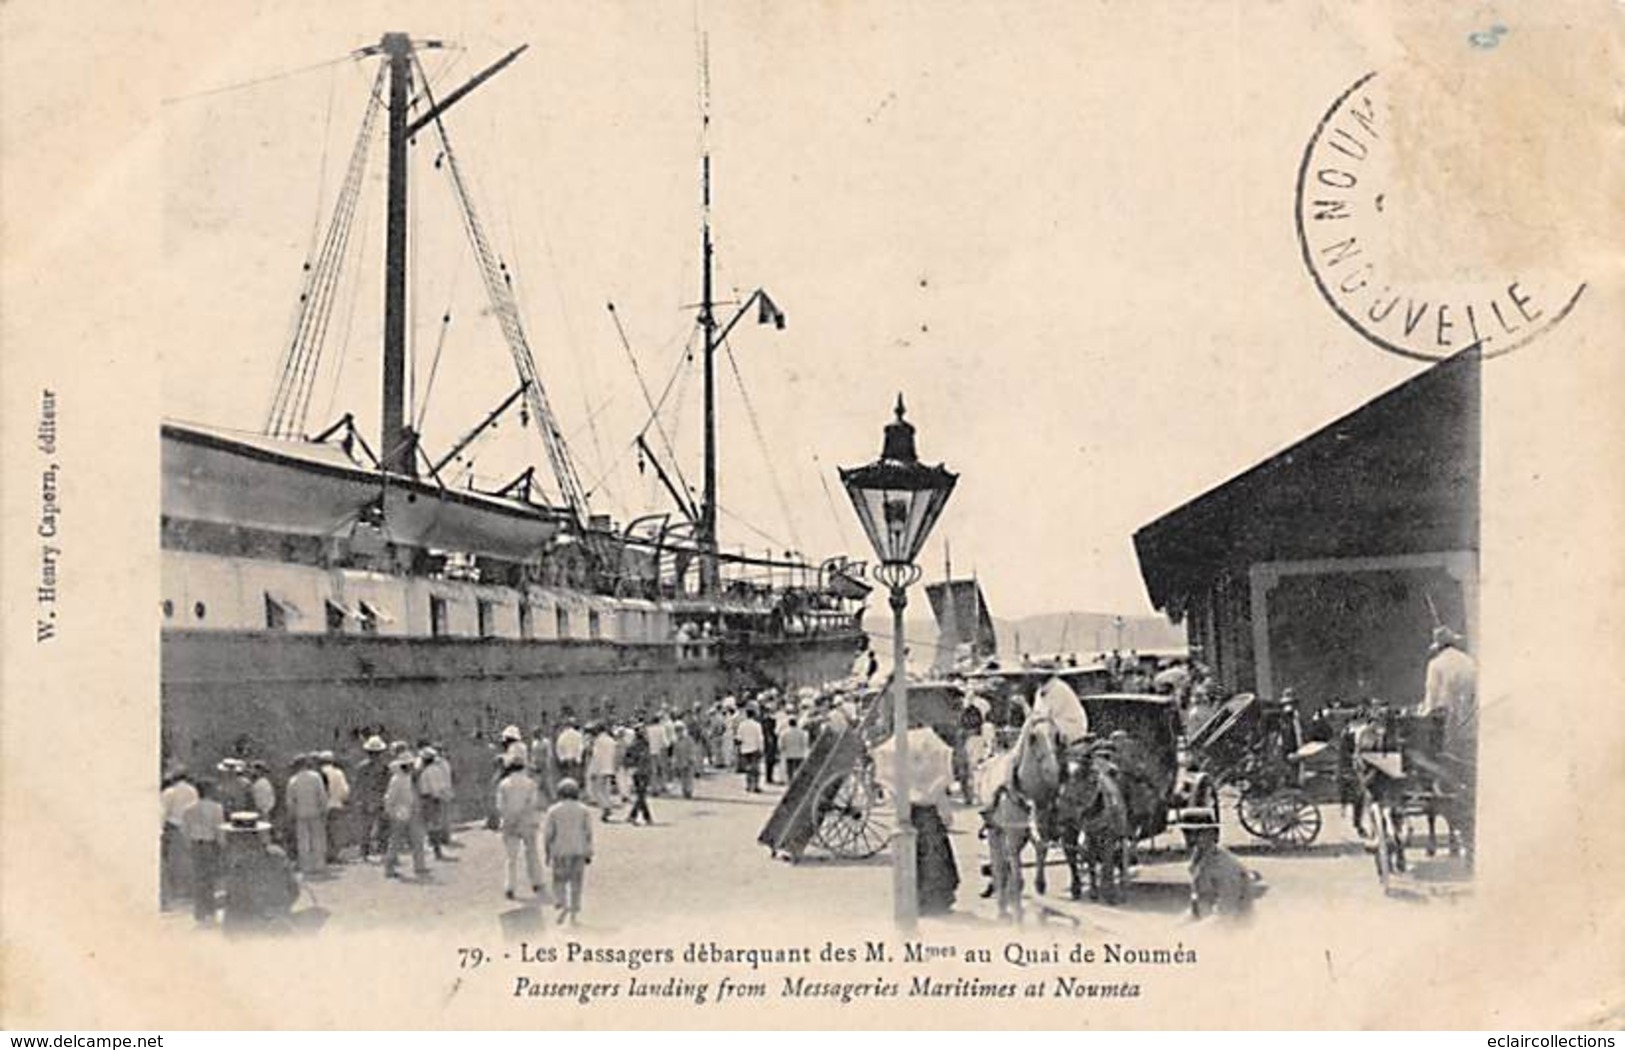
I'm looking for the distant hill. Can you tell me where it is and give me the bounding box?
[895,607,1185,666]
[993,610,1186,660]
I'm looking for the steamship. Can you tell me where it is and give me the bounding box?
[160,33,868,764]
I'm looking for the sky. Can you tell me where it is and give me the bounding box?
[139,1,1561,619]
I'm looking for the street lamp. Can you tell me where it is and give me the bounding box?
[839,394,957,929]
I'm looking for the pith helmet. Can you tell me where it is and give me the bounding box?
[363,736,387,753]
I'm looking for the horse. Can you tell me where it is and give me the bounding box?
[1011,716,1087,900]
[1056,746,1131,903]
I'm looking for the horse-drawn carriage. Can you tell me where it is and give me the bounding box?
[1345,706,1476,889]
[991,686,1183,904]
[1182,692,1341,848]
[758,675,1187,913]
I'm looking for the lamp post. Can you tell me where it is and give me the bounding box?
[840,394,957,929]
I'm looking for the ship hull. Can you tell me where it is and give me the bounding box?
[161,629,863,782]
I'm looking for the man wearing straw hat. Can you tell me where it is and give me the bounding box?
[382,754,430,880]
[418,745,455,860]
[1421,625,1477,754]
[495,758,544,901]
[220,811,299,933]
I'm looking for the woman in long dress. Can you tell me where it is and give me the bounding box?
[914,801,960,914]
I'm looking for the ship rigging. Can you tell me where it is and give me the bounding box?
[160,30,870,763]
[238,31,843,600]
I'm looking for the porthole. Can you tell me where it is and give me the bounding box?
[194,601,207,620]
[162,599,174,619]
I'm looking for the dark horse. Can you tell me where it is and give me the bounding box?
[1057,746,1131,903]
[1345,711,1476,870]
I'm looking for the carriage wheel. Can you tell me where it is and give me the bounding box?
[1236,792,1264,839]
[1238,789,1323,848]
[1272,792,1322,849]
[1236,791,1283,840]
[813,772,893,859]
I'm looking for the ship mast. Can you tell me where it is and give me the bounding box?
[675,36,785,594]
[369,32,534,483]
[380,32,415,476]
[698,39,720,596]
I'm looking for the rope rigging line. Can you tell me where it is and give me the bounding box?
[653,324,699,442]
[160,52,359,106]
[610,303,696,505]
[306,63,338,261]
[716,502,792,553]
[273,70,384,435]
[414,55,591,525]
[321,194,374,426]
[413,259,463,433]
[266,65,386,437]
[576,334,692,508]
[813,452,859,553]
[414,48,469,106]
[574,320,698,512]
[563,393,624,450]
[528,183,615,509]
[721,336,803,552]
[287,90,378,437]
[407,128,421,427]
[577,336,693,507]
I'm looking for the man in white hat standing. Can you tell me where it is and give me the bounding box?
[495,758,543,901]
[1421,626,1477,748]
[285,754,329,876]
[1420,624,1478,863]
[382,755,430,879]
[418,746,455,860]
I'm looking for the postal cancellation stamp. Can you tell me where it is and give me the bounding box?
[1294,69,1589,362]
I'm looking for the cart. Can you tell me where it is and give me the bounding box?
[1079,692,1184,842]
[1349,708,1475,890]
[1184,693,1336,848]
